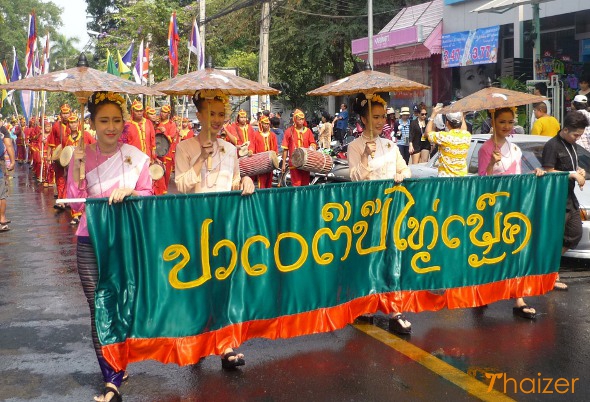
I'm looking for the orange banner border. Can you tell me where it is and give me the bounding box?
[102,272,557,371]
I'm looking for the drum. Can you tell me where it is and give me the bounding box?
[291,148,333,174]
[148,163,165,180]
[59,145,75,167]
[237,141,250,157]
[155,133,171,157]
[51,144,63,161]
[239,151,279,177]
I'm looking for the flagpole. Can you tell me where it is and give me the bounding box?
[39,91,46,182]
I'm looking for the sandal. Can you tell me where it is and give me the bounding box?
[513,305,536,319]
[69,218,80,225]
[53,203,66,211]
[0,224,9,232]
[354,313,375,325]
[0,220,11,225]
[388,313,412,335]
[94,385,121,402]
[221,351,245,370]
[554,281,568,291]
[122,372,129,382]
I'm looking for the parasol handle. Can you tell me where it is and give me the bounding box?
[206,99,213,171]
[368,95,375,158]
[78,102,87,181]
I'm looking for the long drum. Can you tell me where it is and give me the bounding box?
[155,133,171,157]
[59,145,75,167]
[291,148,333,174]
[239,151,279,177]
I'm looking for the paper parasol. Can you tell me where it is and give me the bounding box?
[307,69,429,96]
[440,87,547,114]
[152,67,280,97]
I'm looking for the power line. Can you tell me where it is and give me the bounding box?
[277,4,400,18]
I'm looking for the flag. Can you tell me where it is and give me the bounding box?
[25,12,37,77]
[0,61,7,107]
[11,47,21,82]
[143,43,149,83]
[117,50,131,79]
[188,18,205,70]
[106,50,120,76]
[34,37,41,76]
[42,33,50,75]
[133,40,144,84]
[168,11,180,77]
[122,41,134,67]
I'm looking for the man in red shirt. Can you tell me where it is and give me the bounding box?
[178,117,194,141]
[227,110,257,155]
[281,109,317,186]
[124,100,156,161]
[47,104,72,209]
[153,104,178,195]
[253,116,278,188]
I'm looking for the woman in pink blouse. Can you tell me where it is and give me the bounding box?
[67,91,152,402]
[478,107,544,320]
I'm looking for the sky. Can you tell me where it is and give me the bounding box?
[47,0,91,50]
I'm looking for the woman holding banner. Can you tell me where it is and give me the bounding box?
[67,91,153,402]
[174,90,254,369]
[477,107,545,319]
[348,93,413,335]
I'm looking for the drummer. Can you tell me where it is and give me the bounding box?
[226,109,257,156]
[281,109,317,186]
[47,103,72,210]
[66,114,96,225]
[153,104,178,195]
[253,115,278,188]
[178,117,195,141]
[124,100,157,162]
[347,93,413,335]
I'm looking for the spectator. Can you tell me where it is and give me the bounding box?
[530,82,551,127]
[318,112,333,149]
[382,107,395,141]
[541,111,588,291]
[578,75,590,97]
[1,123,15,232]
[332,103,348,144]
[409,103,431,163]
[270,116,284,148]
[396,107,411,164]
[531,102,560,137]
[571,95,590,152]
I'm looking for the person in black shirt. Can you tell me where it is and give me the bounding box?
[541,111,588,290]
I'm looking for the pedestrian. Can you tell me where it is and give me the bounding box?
[66,91,153,402]
[425,105,471,177]
[396,107,411,164]
[477,107,545,319]
[347,93,412,335]
[270,116,284,147]
[318,112,333,149]
[570,95,590,152]
[409,103,431,163]
[1,122,15,232]
[578,75,590,97]
[332,103,349,144]
[541,111,588,291]
[531,102,560,137]
[47,103,72,210]
[382,107,395,141]
[530,82,551,128]
[253,115,279,189]
[281,109,318,186]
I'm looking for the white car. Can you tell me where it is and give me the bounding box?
[409,134,590,259]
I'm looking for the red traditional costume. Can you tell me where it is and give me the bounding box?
[254,116,278,188]
[281,109,317,186]
[123,100,156,160]
[153,105,178,195]
[47,104,72,205]
[178,118,194,141]
[226,110,257,155]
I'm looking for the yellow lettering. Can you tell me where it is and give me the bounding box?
[542,377,554,394]
[274,232,308,272]
[485,373,503,392]
[554,378,569,394]
[503,212,531,254]
[312,227,352,265]
[476,192,509,210]
[241,235,270,276]
[164,244,212,289]
[503,375,518,394]
[441,215,465,249]
[389,186,414,251]
[520,377,535,394]
[353,197,392,255]
[212,239,237,280]
[411,252,440,274]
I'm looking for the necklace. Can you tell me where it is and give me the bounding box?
[559,137,578,170]
[95,143,125,195]
[204,142,226,188]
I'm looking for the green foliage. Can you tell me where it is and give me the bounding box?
[495,75,528,128]
[51,34,81,70]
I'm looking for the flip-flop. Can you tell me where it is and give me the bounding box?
[221,351,245,370]
[513,305,536,319]
[0,220,11,225]
[554,281,568,291]
[0,225,9,232]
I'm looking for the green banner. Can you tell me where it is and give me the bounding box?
[86,174,567,368]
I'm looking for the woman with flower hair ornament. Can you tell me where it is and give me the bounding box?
[348,93,413,335]
[67,91,153,402]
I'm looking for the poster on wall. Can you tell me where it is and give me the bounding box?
[442,26,500,68]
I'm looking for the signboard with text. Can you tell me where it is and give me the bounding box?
[442,26,500,68]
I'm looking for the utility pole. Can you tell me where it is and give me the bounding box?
[199,0,206,59]
[368,0,373,69]
[259,0,271,112]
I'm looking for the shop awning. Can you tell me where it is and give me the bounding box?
[471,0,554,14]
[351,0,443,66]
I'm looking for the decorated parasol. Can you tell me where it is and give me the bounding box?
[153,61,280,169]
[308,64,429,154]
[0,53,164,181]
[439,87,547,114]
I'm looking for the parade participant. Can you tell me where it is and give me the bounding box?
[178,117,194,141]
[347,93,412,335]
[27,118,42,180]
[66,114,97,225]
[175,91,253,370]
[26,117,41,165]
[37,117,55,187]
[409,103,432,163]
[253,115,278,188]
[1,123,15,232]
[123,100,156,161]
[67,91,152,402]
[14,118,26,163]
[47,104,72,210]
[542,111,588,291]
[153,105,178,195]
[477,107,545,319]
[318,112,333,149]
[281,109,317,186]
[425,105,471,177]
[227,109,257,154]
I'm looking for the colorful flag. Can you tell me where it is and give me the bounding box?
[117,50,131,79]
[188,18,205,70]
[168,11,180,77]
[25,12,37,77]
[133,40,144,84]
[121,41,134,68]
[106,50,120,76]
[11,47,21,82]
[143,43,150,83]
[42,33,50,74]
[0,61,7,107]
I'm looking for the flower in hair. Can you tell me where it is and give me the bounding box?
[194,89,230,105]
[371,94,387,108]
[93,91,125,106]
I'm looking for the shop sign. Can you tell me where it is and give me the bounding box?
[442,26,500,68]
[352,26,419,55]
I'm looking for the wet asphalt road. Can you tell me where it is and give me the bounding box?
[1,164,589,402]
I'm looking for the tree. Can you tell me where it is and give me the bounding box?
[50,34,81,70]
